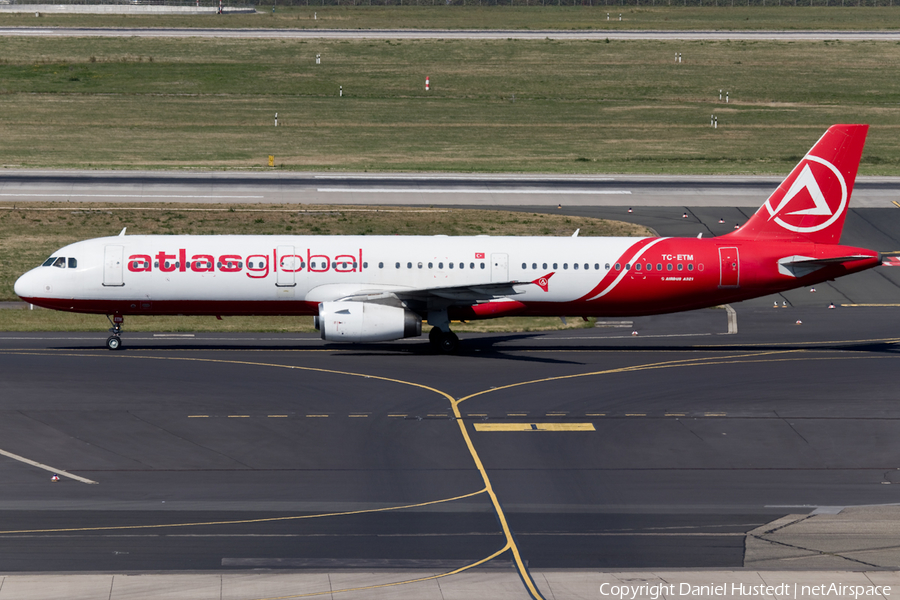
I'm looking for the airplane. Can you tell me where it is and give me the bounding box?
[15,124,881,353]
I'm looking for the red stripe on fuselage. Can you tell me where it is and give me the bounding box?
[575,237,665,302]
[19,297,321,317]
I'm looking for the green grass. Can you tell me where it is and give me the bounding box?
[0,309,597,333]
[0,203,651,302]
[3,6,900,31]
[1,36,900,173]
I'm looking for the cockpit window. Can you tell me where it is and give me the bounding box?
[68,258,77,269]
[42,257,57,267]
[52,257,66,268]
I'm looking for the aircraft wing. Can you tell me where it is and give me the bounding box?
[395,280,527,302]
[308,273,553,305]
[313,280,529,304]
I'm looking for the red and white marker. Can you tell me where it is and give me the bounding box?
[51,474,60,482]
[425,76,430,91]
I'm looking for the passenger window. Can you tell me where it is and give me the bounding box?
[667,264,673,271]
[42,257,57,267]
[605,263,610,270]
[626,263,631,270]
[522,263,527,269]
[378,262,383,269]
[584,264,589,270]
[646,263,652,271]
[438,262,443,269]
[615,263,621,270]
[688,264,694,271]
[449,263,454,269]
[459,263,464,269]
[396,262,400,269]
[635,263,641,271]
[532,263,537,269]
[553,263,558,270]
[657,263,662,271]
[428,262,433,269]
[542,263,548,270]
[52,257,66,268]
[418,262,423,269]
[573,263,578,270]
[594,264,599,270]
[480,263,485,269]
[407,262,412,269]
[563,263,568,270]
[470,263,474,269]
[677,264,683,271]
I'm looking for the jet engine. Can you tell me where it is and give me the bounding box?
[314,302,422,342]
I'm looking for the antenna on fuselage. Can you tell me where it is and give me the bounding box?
[571,229,580,238]
[118,227,127,237]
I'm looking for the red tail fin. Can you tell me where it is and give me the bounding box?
[727,124,868,244]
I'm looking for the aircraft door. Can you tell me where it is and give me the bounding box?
[103,245,125,287]
[491,253,508,282]
[277,245,298,288]
[718,246,739,288]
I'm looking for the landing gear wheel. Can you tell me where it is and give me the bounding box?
[106,314,124,351]
[437,331,459,354]
[428,326,442,347]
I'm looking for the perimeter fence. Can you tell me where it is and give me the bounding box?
[2,0,896,8]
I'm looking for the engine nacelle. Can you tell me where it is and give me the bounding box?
[314,302,422,342]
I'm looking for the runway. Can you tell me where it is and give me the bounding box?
[1,170,899,207]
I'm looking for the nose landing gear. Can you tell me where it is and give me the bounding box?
[106,315,124,351]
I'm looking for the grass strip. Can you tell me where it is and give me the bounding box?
[1,37,899,173]
[3,6,900,31]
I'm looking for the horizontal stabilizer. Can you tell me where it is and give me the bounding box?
[778,254,877,278]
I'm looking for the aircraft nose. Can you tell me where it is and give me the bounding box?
[14,269,43,300]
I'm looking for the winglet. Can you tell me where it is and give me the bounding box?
[531,272,555,292]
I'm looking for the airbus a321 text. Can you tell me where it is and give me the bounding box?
[15,125,882,352]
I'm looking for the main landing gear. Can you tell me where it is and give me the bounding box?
[427,309,460,353]
[428,326,460,354]
[106,314,124,351]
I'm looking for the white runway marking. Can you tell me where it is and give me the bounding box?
[315,175,616,182]
[0,194,265,199]
[0,448,98,485]
[317,187,631,195]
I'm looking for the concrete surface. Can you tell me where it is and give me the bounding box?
[0,570,898,599]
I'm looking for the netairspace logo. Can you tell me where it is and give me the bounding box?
[598,582,891,600]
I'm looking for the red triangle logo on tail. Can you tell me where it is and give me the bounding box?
[532,272,555,292]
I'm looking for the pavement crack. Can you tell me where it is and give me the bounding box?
[762,515,812,536]
[674,418,707,444]
[129,412,253,469]
[750,532,881,568]
[774,412,810,446]
[18,410,154,469]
